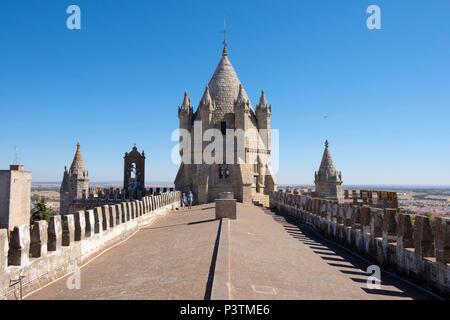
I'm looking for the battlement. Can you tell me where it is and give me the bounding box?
[271,189,450,297]
[343,189,398,208]
[0,191,181,300]
[62,186,175,215]
[82,186,174,201]
[279,188,398,209]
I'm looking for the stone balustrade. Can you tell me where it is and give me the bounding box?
[0,191,180,300]
[270,189,450,297]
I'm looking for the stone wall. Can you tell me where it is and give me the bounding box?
[0,191,180,300]
[63,186,175,215]
[270,189,450,298]
[0,166,32,230]
[343,189,398,208]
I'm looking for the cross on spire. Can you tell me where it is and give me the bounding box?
[222,16,228,56]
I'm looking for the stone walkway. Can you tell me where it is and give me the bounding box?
[28,206,220,300]
[228,204,433,300]
[28,204,435,300]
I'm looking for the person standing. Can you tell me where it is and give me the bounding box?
[181,193,187,209]
[187,191,193,210]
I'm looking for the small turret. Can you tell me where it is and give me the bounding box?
[314,140,343,201]
[178,91,193,130]
[199,86,214,112]
[234,84,250,112]
[256,90,272,150]
[60,142,90,215]
[196,86,214,125]
[256,90,272,114]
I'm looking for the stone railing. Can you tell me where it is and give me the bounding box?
[0,191,181,300]
[270,189,450,297]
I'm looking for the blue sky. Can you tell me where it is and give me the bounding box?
[0,0,449,186]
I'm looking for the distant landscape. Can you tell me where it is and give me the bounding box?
[280,184,450,217]
[32,182,450,217]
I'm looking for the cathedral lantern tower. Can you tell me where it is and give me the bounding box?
[175,43,277,205]
[124,145,146,200]
[314,140,343,202]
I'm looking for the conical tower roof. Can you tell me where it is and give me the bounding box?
[208,47,250,121]
[318,140,337,177]
[70,142,86,173]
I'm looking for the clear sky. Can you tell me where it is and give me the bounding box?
[0,0,449,186]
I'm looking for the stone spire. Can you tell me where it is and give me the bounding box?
[234,84,250,110]
[315,140,343,201]
[199,86,214,110]
[256,90,272,114]
[179,92,192,113]
[259,90,268,107]
[319,140,337,178]
[70,142,86,173]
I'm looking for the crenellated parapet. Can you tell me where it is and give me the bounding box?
[63,186,175,215]
[270,189,450,297]
[0,191,181,300]
[343,189,398,208]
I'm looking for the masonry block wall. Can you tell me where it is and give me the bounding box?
[0,191,180,300]
[0,166,32,229]
[270,189,450,297]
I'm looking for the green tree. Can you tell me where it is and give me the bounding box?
[31,198,54,223]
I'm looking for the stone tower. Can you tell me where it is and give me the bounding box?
[175,45,277,204]
[124,145,145,200]
[60,142,90,215]
[314,140,343,202]
[0,165,32,230]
